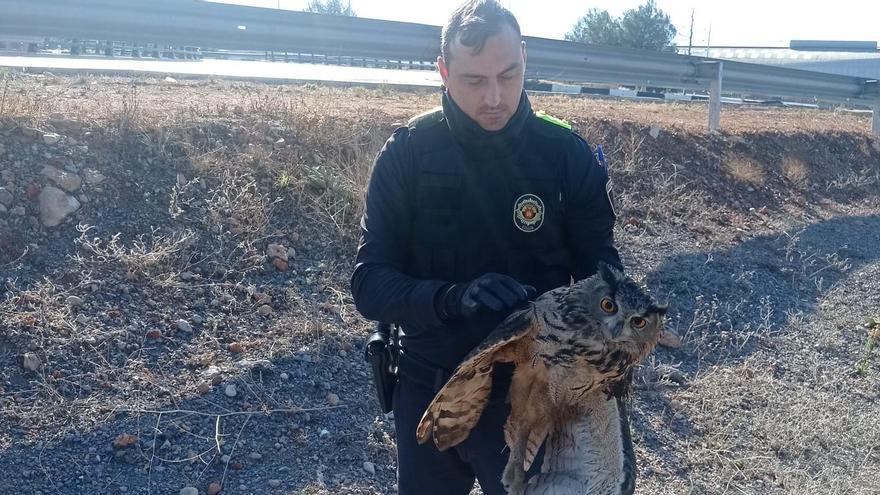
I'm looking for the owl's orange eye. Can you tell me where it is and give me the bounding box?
[632,317,647,329]
[600,298,617,314]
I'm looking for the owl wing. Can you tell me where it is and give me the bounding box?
[416,305,540,450]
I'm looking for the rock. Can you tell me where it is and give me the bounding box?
[268,480,281,488]
[319,429,330,438]
[227,342,244,353]
[0,187,12,207]
[38,186,80,227]
[249,452,262,460]
[42,133,62,145]
[326,393,340,406]
[176,319,193,333]
[41,165,82,192]
[146,329,162,340]
[207,482,222,495]
[266,243,288,262]
[165,76,178,83]
[658,330,683,348]
[253,292,272,305]
[257,305,272,317]
[22,352,40,371]
[180,271,197,281]
[82,169,106,185]
[362,461,376,475]
[10,206,25,216]
[225,384,237,397]
[649,125,661,139]
[66,295,83,306]
[0,204,6,214]
[75,314,88,324]
[272,258,289,272]
[280,372,289,380]
[180,488,198,495]
[192,314,204,325]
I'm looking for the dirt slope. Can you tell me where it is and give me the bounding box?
[1,72,879,495]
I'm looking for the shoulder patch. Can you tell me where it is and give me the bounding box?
[535,111,572,130]
[407,106,444,130]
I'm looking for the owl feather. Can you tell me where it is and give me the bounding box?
[416,263,666,495]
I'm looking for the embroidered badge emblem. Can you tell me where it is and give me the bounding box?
[514,194,545,232]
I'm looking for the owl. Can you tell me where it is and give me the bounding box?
[416,263,666,495]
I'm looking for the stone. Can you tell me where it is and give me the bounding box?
[272,258,288,272]
[38,186,80,227]
[0,187,12,207]
[41,165,82,192]
[249,452,262,460]
[362,461,376,475]
[319,429,330,438]
[10,206,25,216]
[42,133,62,145]
[658,330,683,348]
[267,243,288,261]
[207,482,222,495]
[82,169,106,185]
[257,305,272,317]
[176,319,193,333]
[23,352,40,371]
[268,480,281,488]
[649,125,661,139]
[253,292,272,305]
[180,488,198,495]
[280,372,289,380]
[192,314,204,325]
[225,384,237,397]
[326,393,340,406]
[66,295,83,306]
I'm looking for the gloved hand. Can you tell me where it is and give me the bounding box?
[436,273,536,321]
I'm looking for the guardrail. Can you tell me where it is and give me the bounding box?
[0,0,878,135]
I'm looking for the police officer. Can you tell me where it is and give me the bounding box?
[351,1,624,493]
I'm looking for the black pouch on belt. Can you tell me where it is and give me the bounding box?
[363,322,399,414]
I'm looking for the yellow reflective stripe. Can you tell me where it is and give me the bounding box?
[535,111,572,130]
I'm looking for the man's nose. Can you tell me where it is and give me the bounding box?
[484,81,502,108]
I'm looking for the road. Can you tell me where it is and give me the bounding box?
[0,55,442,88]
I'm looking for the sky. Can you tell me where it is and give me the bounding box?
[214,0,880,48]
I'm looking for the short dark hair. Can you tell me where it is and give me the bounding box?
[441,0,522,63]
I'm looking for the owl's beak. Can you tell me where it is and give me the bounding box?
[609,320,625,339]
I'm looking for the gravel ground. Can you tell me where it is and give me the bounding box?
[0,72,878,495]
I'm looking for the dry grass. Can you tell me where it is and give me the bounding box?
[723,154,766,186]
[781,156,809,188]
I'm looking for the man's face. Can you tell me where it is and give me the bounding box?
[438,24,526,132]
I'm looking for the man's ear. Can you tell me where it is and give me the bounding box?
[437,56,449,85]
[521,40,527,67]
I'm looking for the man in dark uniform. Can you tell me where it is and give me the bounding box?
[351,1,625,493]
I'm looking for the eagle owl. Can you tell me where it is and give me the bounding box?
[416,263,666,495]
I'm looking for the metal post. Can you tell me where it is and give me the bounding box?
[708,62,723,132]
[873,101,880,138]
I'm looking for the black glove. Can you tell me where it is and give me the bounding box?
[435,273,536,321]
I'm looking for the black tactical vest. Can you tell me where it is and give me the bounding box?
[403,108,576,297]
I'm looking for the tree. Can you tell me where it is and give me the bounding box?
[566,1,677,52]
[619,1,677,51]
[564,8,621,46]
[304,0,356,16]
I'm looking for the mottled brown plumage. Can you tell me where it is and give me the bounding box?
[416,263,666,495]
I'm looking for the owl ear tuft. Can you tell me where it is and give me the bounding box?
[597,261,622,287]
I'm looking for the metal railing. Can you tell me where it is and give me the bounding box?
[0,0,878,135]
